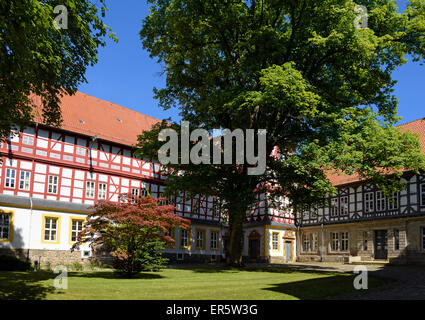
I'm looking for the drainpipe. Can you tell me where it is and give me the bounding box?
[26,196,34,261]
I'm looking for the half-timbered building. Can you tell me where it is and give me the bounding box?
[0,92,296,267]
[298,118,425,264]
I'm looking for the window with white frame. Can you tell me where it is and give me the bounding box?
[141,188,149,197]
[86,181,95,199]
[98,183,107,200]
[376,191,385,212]
[71,219,84,242]
[272,232,279,250]
[210,231,218,250]
[340,196,349,215]
[302,233,309,252]
[4,168,16,188]
[44,217,58,241]
[387,192,398,210]
[331,232,339,251]
[330,198,338,216]
[0,213,11,240]
[76,147,86,156]
[196,230,204,249]
[364,192,374,213]
[341,232,349,251]
[131,188,139,203]
[47,175,59,194]
[19,170,31,191]
[180,229,189,248]
[310,233,318,252]
[22,135,34,145]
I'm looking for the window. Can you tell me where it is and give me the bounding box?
[86,181,95,199]
[330,198,338,216]
[159,199,168,206]
[43,216,59,242]
[141,188,149,197]
[302,233,309,252]
[341,232,349,251]
[4,168,16,188]
[180,229,190,249]
[98,183,107,200]
[387,192,398,210]
[394,229,400,250]
[310,233,317,252]
[210,230,219,250]
[362,231,368,251]
[331,232,339,251]
[76,147,86,156]
[131,188,139,198]
[196,229,205,250]
[19,170,31,191]
[272,232,279,251]
[340,196,349,215]
[47,175,59,194]
[131,188,139,203]
[421,184,425,206]
[0,212,12,241]
[365,192,374,213]
[22,135,34,145]
[376,191,385,212]
[70,219,84,243]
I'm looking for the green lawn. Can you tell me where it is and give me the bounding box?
[0,266,384,300]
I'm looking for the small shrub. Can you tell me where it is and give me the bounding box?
[0,255,31,271]
[71,262,83,271]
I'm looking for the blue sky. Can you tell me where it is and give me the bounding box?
[79,0,424,125]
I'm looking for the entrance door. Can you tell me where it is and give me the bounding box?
[249,239,259,259]
[285,241,292,261]
[374,230,388,259]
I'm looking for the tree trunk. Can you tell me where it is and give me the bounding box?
[226,208,245,266]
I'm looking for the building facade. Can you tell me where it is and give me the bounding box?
[298,119,425,264]
[0,92,296,267]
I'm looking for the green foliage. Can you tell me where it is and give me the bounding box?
[0,0,117,141]
[139,0,425,264]
[112,236,168,275]
[72,194,190,277]
[0,255,31,271]
[71,262,83,271]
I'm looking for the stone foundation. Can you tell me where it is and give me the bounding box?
[0,248,93,268]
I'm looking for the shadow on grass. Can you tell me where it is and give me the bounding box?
[0,271,58,300]
[264,274,386,300]
[264,274,358,300]
[177,265,341,277]
[67,271,165,280]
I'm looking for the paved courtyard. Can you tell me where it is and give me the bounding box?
[248,262,425,300]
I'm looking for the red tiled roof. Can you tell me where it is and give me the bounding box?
[328,118,425,186]
[33,92,160,146]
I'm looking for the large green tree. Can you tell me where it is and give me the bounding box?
[138,0,425,265]
[0,0,116,141]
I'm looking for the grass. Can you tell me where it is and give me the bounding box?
[0,266,385,300]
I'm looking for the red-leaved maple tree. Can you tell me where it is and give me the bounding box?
[72,194,190,275]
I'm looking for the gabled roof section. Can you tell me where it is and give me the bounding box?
[328,117,425,186]
[33,92,160,146]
